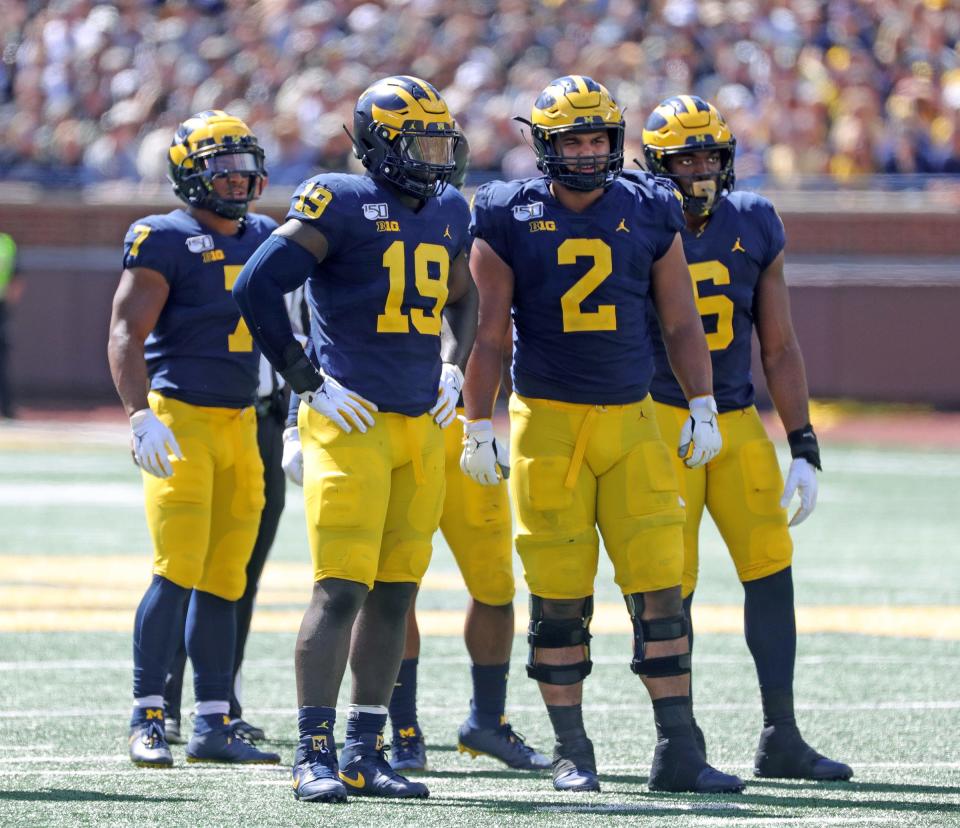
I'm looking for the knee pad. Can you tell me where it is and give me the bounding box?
[526,595,594,685]
[625,593,691,679]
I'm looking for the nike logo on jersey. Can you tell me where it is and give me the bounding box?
[616,218,629,233]
[339,771,366,788]
[732,237,746,253]
[443,224,452,239]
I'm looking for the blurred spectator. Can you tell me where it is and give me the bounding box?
[1,0,960,187]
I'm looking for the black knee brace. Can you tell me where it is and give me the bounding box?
[526,595,593,685]
[625,593,691,679]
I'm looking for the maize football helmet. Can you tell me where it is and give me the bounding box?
[642,96,736,216]
[168,110,266,220]
[521,75,624,191]
[350,76,460,199]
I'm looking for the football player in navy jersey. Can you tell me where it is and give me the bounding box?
[280,139,549,775]
[233,76,477,804]
[461,75,743,795]
[107,110,281,768]
[639,95,852,781]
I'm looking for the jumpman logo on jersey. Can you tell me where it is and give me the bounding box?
[616,218,630,233]
[443,224,452,240]
[732,237,746,253]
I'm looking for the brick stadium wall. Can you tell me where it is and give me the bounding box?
[3,199,959,406]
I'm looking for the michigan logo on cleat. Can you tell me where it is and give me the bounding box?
[398,727,417,739]
[312,734,329,751]
[732,237,746,253]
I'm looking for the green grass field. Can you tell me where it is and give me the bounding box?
[1,418,959,827]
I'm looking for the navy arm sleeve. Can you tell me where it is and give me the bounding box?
[233,234,317,371]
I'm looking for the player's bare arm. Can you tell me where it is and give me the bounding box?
[649,234,712,402]
[463,238,514,420]
[107,266,169,416]
[440,249,478,371]
[754,251,811,433]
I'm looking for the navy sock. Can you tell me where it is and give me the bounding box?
[194,712,230,735]
[652,696,694,739]
[345,709,388,753]
[743,568,797,723]
[683,592,696,709]
[389,658,419,735]
[298,706,337,740]
[468,662,510,729]
[186,589,236,703]
[132,575,190,705]
[546,703,586,745]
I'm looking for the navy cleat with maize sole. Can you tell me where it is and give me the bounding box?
[292,735,348,803]
[129,718,173,768]
[186,716,280,764]
[338,733,429,798]
[389,726,428,773]
[458,719,551,770]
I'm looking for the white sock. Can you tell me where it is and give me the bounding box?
[195,700,230,717]
[133,695,164,710]
[348,704,388,717]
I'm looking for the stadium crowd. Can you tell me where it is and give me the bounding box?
[1,0,959,187]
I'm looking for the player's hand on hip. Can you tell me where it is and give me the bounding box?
[281,426,304,486]
[678,395,721,468]
[459,417,507,485]
[780,457,818,526]
[130,408,183,478]
[430,363,464,428]
[303,376,378,433]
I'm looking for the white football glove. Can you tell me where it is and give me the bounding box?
[430,363,464,429]
[780,457,818,527]
[281,426,304,486]
[678,395,721,468]
[459,417,509,485]
[130,408,183,478]
[303,376,377,433]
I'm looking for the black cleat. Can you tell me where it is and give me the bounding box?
[754,724,853,781]
[552,736,600,792]
[692,717,707,760]
[649,734,745,793]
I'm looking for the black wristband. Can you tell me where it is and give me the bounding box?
[279,342,322,395]
[786,423,822,471]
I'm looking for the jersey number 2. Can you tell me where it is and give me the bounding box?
[558,239,617,332]
[377,241,449,335]
[223,265,253,352]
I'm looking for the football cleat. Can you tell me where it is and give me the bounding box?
[389,728,428,772]
[129,720,173,768]
[338,734,429,798]
[230,718,266,743]
[164,718,184,745]
[552,736,600,792]
[458,720,551,771]
[692,717,707,760]
[649,734,745,793]
[186,726,281,764]
[754,724,853,781]
[292,740,347,804]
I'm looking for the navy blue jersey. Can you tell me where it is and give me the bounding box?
[288,173,470,416]
[123,209,277,408]
[471,174,684,405]
[648,191,786,412]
